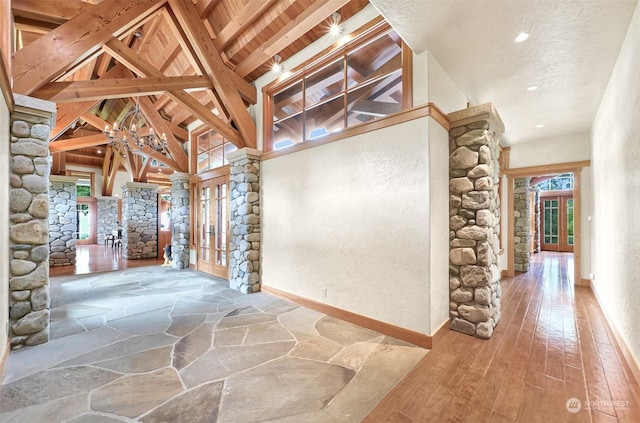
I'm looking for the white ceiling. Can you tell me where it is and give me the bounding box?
[370,0,638,145]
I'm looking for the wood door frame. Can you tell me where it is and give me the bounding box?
[540,191,574,253]
[76,197,97,244]
[505,160,590,285]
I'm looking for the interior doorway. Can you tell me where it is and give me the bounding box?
[195,170,230,279]
[541,194,574,252]
[76,198,96,244]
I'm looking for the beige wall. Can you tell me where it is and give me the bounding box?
[591,1,640,366]
[0,89,9,360]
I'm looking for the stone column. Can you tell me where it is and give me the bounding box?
[170,172,190,269]
[9,94,56,349]
[228,148,261,294]
[121,182,158,259]
[96,196,119,244]
[448,103,504,339]
[514,177,531,272]
[49,175,79,267]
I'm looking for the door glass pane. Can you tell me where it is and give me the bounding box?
[200,186,210,261]
[76,204,90,240]
[567,198,574,245]
[544,199,559,245]
[215,182,228,266]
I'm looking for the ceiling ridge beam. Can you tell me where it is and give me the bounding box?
[12,0,168,95]
[168,0,256,147]
[33,75,213,103]
[234,0,350,78]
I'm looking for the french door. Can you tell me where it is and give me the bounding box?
[541,195,574,252]
[197,174,229,279]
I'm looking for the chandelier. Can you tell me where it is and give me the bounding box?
[103,98,168,155]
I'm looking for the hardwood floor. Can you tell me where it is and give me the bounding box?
[49,244,163,277]
[364,252,640,422]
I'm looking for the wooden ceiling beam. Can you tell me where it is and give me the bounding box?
[213,0,278,51]
[104,37,244,147]
[33,75,213,103]
[234,0,350,78]
[11,0,94,25]
[195,0,222,18]
[168,0,256,147]
[49,134,107,153]
[106,148,124,196]
[12,0,168,95]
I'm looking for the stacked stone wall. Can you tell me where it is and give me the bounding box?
[229,149,261,293]
[170,173,190,269]
[97,197,118,244]
[449,120,502,339]
[122,183,158,259]
[9,101,54,349]
[49,176,78,266]
[513,178,531,272]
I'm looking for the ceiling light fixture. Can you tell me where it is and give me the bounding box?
[271,54,282,74]
[103,97,168,155]
[329,12,342,37]
[515,32,529,42]
[536,124,544,128]
[527,85,539,91]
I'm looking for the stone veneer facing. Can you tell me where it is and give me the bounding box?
[49,176,79,267]
[448,104,504,339]
[513,177,531,272]
[170,172,190,269]
[97,197,119,244]
[228,148,261,294]
[8,94,56,349]
[121,182,159,259]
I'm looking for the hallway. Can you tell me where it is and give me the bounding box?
[365,252,640,422]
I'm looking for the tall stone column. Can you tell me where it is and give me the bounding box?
[448,103,504,339]
[514,177,531,272]
[96,196,119,244]
[228,148,261,294]
[49,175,79,267]
[9,94,56,349]
[121,182,159,259]
[170,172,190,269]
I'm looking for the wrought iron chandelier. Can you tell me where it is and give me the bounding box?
[103,98,168,155]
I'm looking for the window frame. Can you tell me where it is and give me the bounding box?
[191,125,238,174]
[263,20,413,155]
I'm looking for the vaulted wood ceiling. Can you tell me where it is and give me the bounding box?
[10,0,369,193]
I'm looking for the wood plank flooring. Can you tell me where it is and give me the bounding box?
[49,244,163,277]
[364,252,640,422]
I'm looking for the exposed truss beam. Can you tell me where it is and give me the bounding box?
[213,0,277,51]
[33,75,212,103]
[12,0,167,95]
[49,134,107,153]
[11,0,94,24]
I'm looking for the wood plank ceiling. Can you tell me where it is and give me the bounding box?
[10,0,369,194]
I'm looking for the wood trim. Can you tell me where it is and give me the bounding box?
[262,285,434,349]
[189,164,231,182]
[573,170,582,282]
[0,0,12,111]
[590,283,640,388]
[578,278,591,287]
[0,339,9,384]
[262,103,447,161]
[189,262,196,270]
[402,42,413,110]
[507,175,515,277]
[431,318,451,349]
[504,160,591,178]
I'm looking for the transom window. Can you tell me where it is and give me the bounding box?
[265,23,410,153]
[533,173,574,191]
[193,128,238,173]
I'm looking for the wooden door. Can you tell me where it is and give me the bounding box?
[541,195,574,252]
[196,175,229,279]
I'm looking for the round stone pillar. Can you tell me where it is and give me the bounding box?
[121,182,159,259]
[448,103,504,339]
[169,172,190,269]
[228,148,261,294]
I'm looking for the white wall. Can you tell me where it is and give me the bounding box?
[0,90,9,361]
[591,1,640,365]
[262,117,433,334]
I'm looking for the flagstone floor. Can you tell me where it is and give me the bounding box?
[0,267,427,422]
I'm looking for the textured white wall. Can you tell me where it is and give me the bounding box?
[591,1,640,365]
[509,133,590,169]
[262,118,433,334]
[0,91,9,359]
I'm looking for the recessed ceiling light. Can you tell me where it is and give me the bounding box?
[515,32,529,42]
[97,149,102,154]
[527,85,538,91]
[536,124,544,128]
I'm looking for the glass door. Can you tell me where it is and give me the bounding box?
[76,198,96,244]
[541,195,574,252]
[196,175,229,279]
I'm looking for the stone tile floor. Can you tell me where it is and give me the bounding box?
[0,267,427,422]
